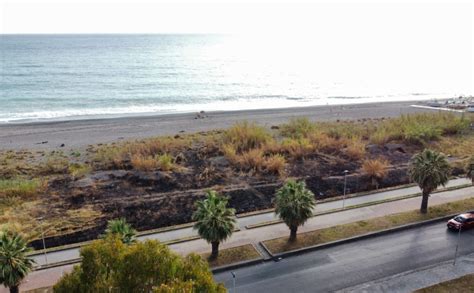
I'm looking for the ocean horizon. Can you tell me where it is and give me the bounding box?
[1,34,471,123]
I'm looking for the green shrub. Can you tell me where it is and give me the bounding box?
[403,123,442,145]
[280,118,316,139]
[54,236,225,292]
[0,179,42,199]
[280,138,314,160]
[370,113,469,145]
[93,146,125,169]
[157,153,174,171]
[68,163,92,179]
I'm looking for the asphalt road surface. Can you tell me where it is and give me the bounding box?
[214,222,474,292]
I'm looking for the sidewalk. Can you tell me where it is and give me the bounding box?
[338,252,474,292]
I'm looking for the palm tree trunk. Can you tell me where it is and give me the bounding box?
[420,190,430,214]
[289,226,298,242]
[211,241,219,259]
[10,286,19,293]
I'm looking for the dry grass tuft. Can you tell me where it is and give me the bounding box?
[0,179,44,200]
[131,153,174,171]
[280,118,316,139]
[344,139,366,160]
[280,138,314,160]
[222,121,272,153]
[264,154,286,176]
[362,158,390,188]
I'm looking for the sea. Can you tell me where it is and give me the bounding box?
[0,34,471,123]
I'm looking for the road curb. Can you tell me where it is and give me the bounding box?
[264,214,458,259]
[34,258,81,271]
[211,257,264,274]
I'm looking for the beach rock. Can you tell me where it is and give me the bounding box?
[384,143,406,153]
[91,170,129,181]
[71,177,95,189]
[209,156,230,168]
[366,144,383,155]
[125,171,177,191]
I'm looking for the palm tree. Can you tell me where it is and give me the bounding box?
[409,149,450,214]
[275,180,316,242]
[467,156,474,185]
[104,219,137,245]
[0,231,35,293]
[193,190,236,259]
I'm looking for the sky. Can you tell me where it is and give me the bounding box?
[1,0,473,35]
[1,0,473,93]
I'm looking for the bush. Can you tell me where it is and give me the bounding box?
[222,121,272,152]
[280,138,314,160]
[94,137,190,170]
[157,153,174,171]
[403,123,441,145]
[344,139,366,160]
[93,146,125,169]
[131,153,174,171]
[280,118,316,139]
[53,236,225,292]
[362,158,390,189]
[68,163,92,179]
[309,132,345,155]
[40,154,70,174]
[370,113,470,145]
[127,136,190,157]
[320,121,371,140]
[236,149,266,172]
[131,154,159,171]
[264,154,286,176]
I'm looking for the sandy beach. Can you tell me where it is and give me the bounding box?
[0,101,435,151]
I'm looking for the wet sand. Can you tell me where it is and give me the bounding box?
[0,101,435,151]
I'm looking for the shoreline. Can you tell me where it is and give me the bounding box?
[0,100,438,150]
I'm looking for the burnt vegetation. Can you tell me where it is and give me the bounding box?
[1,112,472,247]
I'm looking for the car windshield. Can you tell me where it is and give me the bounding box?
[454,216,466,223]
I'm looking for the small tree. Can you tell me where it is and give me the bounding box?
[362,158,390,189]
[193,190,236,260]
[275,180,316,242]
[0,231,35,293]
[409,149,450,214]
[104,218,137,245]
[54,236,225,292]
[467,156,474,185]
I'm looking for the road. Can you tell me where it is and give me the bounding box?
[214,222,474,292]
[30,178,471,267]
